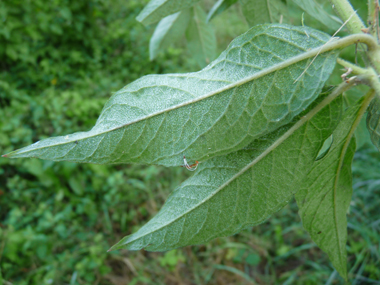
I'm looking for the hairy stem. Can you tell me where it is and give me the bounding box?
[366,68,380,99]
[336,58,368,74]
[368,0,380,42]
[329,0,366,34]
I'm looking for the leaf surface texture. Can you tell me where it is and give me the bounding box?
[109,94,343,251]
[6,25,338,167]
[296,96,369,280]
[366,96,380,152]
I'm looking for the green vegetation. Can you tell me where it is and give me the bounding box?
[1,0,380,284]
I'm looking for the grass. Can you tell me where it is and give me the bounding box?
[2,145,378,284]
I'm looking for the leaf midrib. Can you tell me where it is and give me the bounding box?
[331,90,375,272]
[117,84,351,247]
[11,40,332,156]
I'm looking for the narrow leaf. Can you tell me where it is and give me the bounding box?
[5,25,338,167]
[366,96,380,152]
[240,0,288,26]
[136,0,201,26]
[206,0,238,23]
[186,5,217,67]
[109,93,343,251]
[296,95,372,280]
[150,9,192,60]
[291,0,342,30]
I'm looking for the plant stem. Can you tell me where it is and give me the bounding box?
[329,0,366,34]
[365,68,380,99]
[330,0,380,74]
[336,58,368,74]
[339,89,376,157]
[368,0,379,40]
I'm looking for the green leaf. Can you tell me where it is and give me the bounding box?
[343,86,374,150]
[5,24,338,167]
[291,0,342,30]
[186,5,217,67]
[149,9,192,60]
[240,0,288,26]
[366,96,380,152]
[206,0,238,23]
[108,93,343,252]
[296,95,371,280]
[136,0,201,26]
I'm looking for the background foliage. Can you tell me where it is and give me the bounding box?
[0,0,379,284]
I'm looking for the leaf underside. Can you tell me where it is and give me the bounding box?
[240,0,288,27]
[109,94,343,252]
[136,0,201,26]
[366,96,380,152]
[296,97,366,280]
[5,24,338,167]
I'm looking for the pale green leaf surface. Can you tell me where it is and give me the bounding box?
[206,0,238,23]
[356,115,374,150]
[5,25,338,167]
[295,97,366,280]
[109,94,343,251]
[291,0,342,30]
[186,5,217,67]
[344,86,373,149]
[366,96,380,152]
[240,0,288,26]
[136,0,200,26]
[150,9,191,60]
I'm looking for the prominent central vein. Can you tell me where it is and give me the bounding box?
[12,34,376,156]
[111,79,356,249]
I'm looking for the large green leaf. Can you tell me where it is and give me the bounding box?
[206,0,238,23]
[5,25,338,167]
[240,0,288,26]
[136,0,200,26]
[291,0,342,30]
[149,9,191,60]
[109,93,343,251]
[186,5,217,67]
[296,94,372,280]
[366,96,380,152]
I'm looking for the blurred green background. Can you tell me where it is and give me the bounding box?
[0,0,379,284]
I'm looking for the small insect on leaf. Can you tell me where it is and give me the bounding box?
[181,156,199,171]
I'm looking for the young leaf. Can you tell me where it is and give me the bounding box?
[366,96,380,152]
[108,93,343,252]
[206,0,238,23]
[136,0,201,26]
[296,93,374,280]
[291,0,342,30]
[5,25,338,167]
[186,5,217,67]
[150,9,192,60]
[240,0,288,26]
